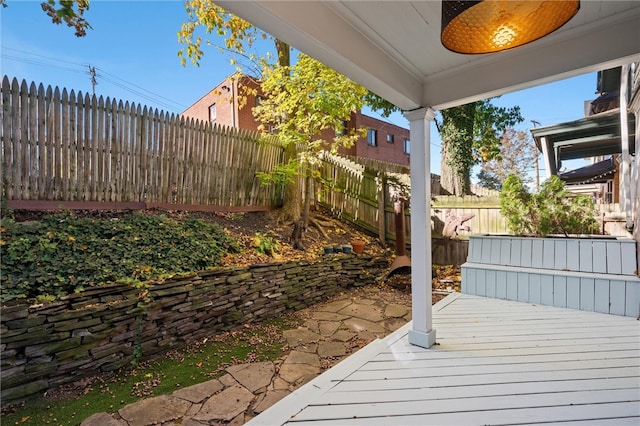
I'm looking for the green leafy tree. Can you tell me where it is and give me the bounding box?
[500,174,599,237]
[177,2,374,226]
[437,100,523,196]
[1,0,92,37]
[477,127,539,191]
[253,54,368,225]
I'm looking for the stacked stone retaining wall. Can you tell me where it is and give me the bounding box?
[1,254,387,407]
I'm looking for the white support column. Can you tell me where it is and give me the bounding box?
[540,136,554,178]
[403,107,437,349]
[619,64,633,230]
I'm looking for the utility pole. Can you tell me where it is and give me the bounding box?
[531,120,541,192]
[88,66,97,95]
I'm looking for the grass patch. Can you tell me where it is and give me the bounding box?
[1,317,300,425]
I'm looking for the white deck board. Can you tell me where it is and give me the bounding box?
[247,293,640,426]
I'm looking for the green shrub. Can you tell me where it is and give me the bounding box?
[500,174,599,237]
[252,231,280,257]
[0,212,241,302]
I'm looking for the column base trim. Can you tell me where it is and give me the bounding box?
[408,328,437,348]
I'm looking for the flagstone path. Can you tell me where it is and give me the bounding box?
[81,285,412,425]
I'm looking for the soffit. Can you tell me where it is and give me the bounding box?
[531,108,636,174]
[216,1,640,111]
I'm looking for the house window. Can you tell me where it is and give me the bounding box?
[386,134,394,143]
[604,179,613,203]
[209,103,217,123]
[255,95,265,107]
[403,138,410,154]
[367,129,377,146]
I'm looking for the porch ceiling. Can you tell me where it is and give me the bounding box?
[531,108,637,175]
[216,1,640,111]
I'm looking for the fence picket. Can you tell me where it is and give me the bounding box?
[11,78,21,200]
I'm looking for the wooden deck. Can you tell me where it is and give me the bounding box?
[248,293,640,425]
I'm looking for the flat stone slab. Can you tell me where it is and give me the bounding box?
[385,303,410,318]
[318,321,341,336]
[303,319,319,332]
[316,299,352,312]
[80,412,126,426]
[278,363,320,384]
[118,395,191,426]
[227,362,275,393]
[311,311,350,321]
[354,298,376,305]
[344,317,386,333]
[317,341,347,358]
[283,350,320,366]
[253,390,290,413]
[338,303,384,322]
[332,329,356,342]
[193,385,254,422]
[382,318,409,332]
[293,342,318,353]
[173,378,223,403]
[283,328,322,346]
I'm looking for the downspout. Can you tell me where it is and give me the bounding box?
[619,64,632,232]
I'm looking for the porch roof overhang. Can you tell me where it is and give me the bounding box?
[531,108,637,176]
[216,1,640,111]
[559,156,617,184]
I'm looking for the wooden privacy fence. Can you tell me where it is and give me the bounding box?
[317,152,509,241]
[1,76,284,209]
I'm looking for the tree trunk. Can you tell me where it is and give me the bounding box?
[280,144,301,223]
[439,103,476,196]
[302,172,312,228]
[440,138,469,195]
[275,39,290,68]
[274,39,301,222]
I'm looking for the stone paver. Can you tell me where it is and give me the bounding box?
[193,385,254,422]
[118,395,191,426]
[317,341,347,358]
[227,362,275,392]
[283,350,320,366]
[339,303,384,322]
[172,378,223,403]
[80,287,412,426]
[385,303,410,318]
[318,321,341,336]
[343,317,386,333]
[81,412,126,426]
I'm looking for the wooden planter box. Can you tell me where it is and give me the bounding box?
[461,235,640,317]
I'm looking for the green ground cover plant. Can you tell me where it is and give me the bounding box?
[1,317,298,425]
[500,174,599,237]
[0,211,241,302]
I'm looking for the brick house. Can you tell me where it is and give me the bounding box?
[182,73,411,167]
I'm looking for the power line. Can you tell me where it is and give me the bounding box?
[1,46,188,113]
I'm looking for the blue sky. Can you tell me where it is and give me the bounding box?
[1,0,597,177]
